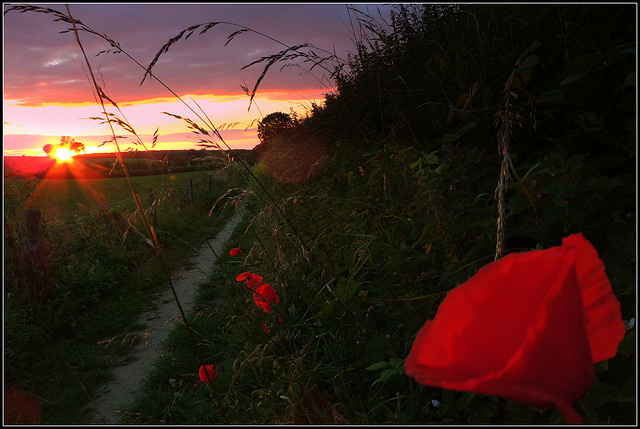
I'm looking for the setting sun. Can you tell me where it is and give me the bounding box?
[53,147,73,162]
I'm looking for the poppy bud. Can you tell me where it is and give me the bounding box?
[199,364,218,385]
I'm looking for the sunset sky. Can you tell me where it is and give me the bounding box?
[3,3,391,156]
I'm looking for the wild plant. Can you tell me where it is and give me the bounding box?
[4,3,635,425]
[3,4,234,418]
[143,4,634,424]
[3,3,348,421]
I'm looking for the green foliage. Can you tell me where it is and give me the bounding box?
[124,4,634,425]
[3,170,234,423]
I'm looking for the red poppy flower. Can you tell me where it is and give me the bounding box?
[253,283,280,313]
[4,386,41,424]
[236,272,263,289]
[230,248,243,256]
[199,364,218,385]
[405,233,625,424]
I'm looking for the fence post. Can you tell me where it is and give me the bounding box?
[189,179,194,208]
[4,217,16,248]
[147,187,157,225]
[23,207,49,294]
[23,208,41,248]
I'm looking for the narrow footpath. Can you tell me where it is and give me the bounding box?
[87,207,245,424]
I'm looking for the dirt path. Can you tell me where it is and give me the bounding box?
[87,207,245,424]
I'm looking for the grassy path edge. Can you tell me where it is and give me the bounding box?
[86,205,246,424]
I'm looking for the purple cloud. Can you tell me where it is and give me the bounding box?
[3,4,389,106]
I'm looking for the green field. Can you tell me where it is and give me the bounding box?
[4,165,239,425]
[4,170,220,220]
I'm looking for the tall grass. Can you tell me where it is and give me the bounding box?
[4,168,234,421]
[4,3,635,425]
[4,4,243,421]
[115,4,635,425]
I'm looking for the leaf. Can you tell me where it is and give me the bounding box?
[442,122,477,144]
[568,52,606,74]
[507,156,538,220]
[389,357,404,371]
[513,69,533,88]
[583,381,623,407]
[333,277,356,304]
[623,71,635,87]
[315,300,336,321]
[379,368,395,383]
[520,54,541,70]
[441,133,456,144]
[426,153,438,165]
[536,90,564,103]
[410,158,423,169]
[366,361,390,371]
[559,70,589,87]
[456,92,470,107]
[521,162,546,181]
[456,121,476,135]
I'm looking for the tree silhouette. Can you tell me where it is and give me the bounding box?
[43,137,86,157]
[61,136,86,154]
[43,144,54,155]
[257,112,297,143]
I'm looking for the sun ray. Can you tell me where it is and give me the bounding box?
[22,150,115,223]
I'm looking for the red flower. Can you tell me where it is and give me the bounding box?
[4,386,41,424]
[404,233,625,424]
[199,364,218,385]
[229,248,243,256]
[253,283,280,313]
[236,272,263,289]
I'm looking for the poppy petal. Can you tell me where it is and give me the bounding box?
[199,364,218,385]
[405,234,624,424]
[562,234,625,363]
[236,272,263,288]
[253,284,279,313]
